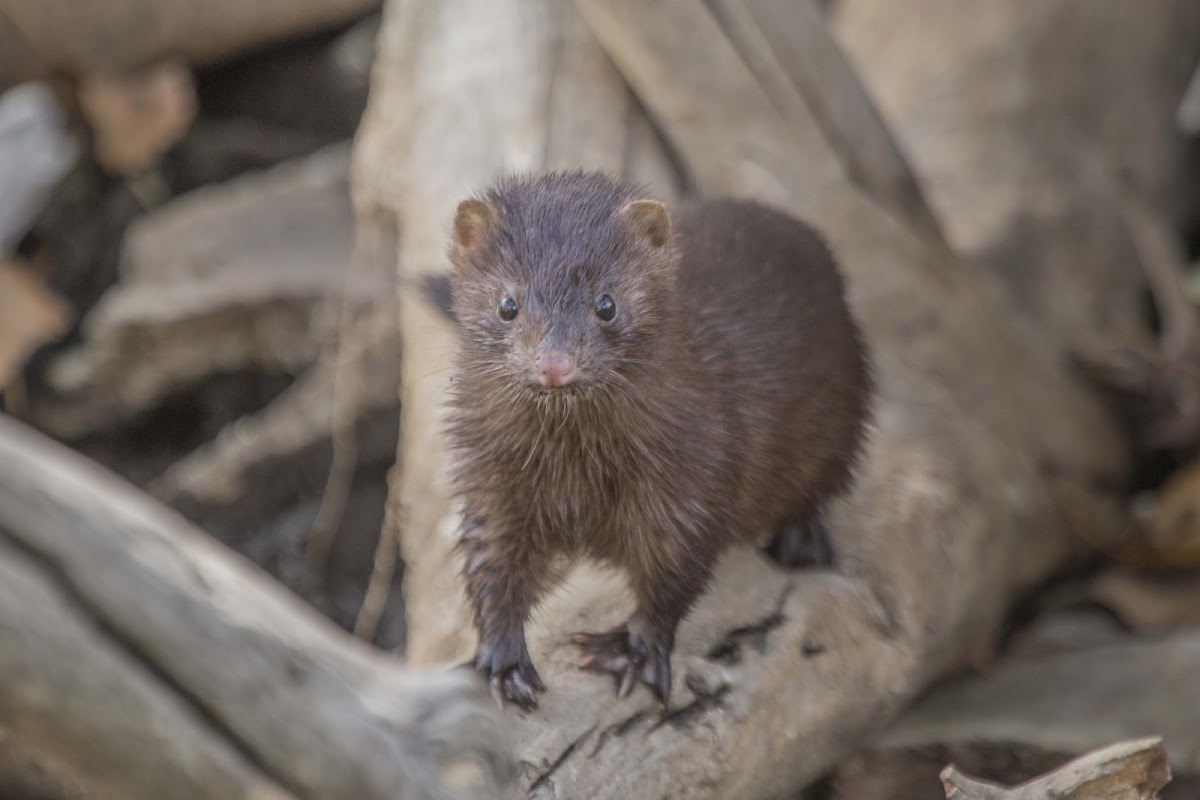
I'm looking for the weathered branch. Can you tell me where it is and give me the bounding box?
[709,0,947,250]
[880,630,1200,775]
[1112,190,1198,364]
[0,414,515,800]
[942,737,1170,800]
[0,82,77,253]
[0,0,380,90]
[1179,62,1200,134]
[831,0,1199,267]
[32,144,365,440]
[1069,188,1200,455]
[0,532,292,800]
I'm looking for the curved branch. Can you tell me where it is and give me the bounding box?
[0,414,515,800]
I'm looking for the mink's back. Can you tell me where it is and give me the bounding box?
[672,197,870,526]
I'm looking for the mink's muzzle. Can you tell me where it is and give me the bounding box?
[533,351,577,387]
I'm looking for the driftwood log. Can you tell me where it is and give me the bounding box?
[347,0,1183,797]
[0,82,76,254]
[30,144,365,442]
[941,738,1170,800]
[708,0,948,253]
[0,414,516,800]
[881,631,1200,775]
[0,0,380,91]
[832,0,1200,319]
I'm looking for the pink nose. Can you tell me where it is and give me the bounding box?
[534,352,576,387]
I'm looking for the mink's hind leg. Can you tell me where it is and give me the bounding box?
[572,549,716,706]
[765,508,836,569]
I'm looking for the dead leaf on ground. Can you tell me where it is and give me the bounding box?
[77,60,196,175]
[0,259,69,390]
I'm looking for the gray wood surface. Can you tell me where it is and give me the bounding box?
[0,0,380,90]
[0,414,515,800]
[0,83,76,253]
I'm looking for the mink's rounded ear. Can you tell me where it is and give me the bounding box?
[618,199,671,248]
[452,198,497,252]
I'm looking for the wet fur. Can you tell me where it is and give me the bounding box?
[445,170,871,704]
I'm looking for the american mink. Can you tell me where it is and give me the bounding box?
[445,170,870,710]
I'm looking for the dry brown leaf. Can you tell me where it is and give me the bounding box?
[77,60,196,175]
[0,259,69,390]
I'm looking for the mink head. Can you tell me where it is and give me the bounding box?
[447,171,679,398]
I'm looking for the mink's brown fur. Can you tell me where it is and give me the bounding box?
[445,170,871,709]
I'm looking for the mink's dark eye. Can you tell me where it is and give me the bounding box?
[595,294,616,322]
[498,296,518,322]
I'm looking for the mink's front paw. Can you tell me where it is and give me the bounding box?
[473,647,545,711]
[572,623,672,705]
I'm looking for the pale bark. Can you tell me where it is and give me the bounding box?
[0,414,516,800]
[0,82,76,253]
[833,0,1200,236]
[709,0,947,249]
[31,145,370,440]
[883,633,1200,776]
[0,0,381,90]
[941,738,1170,800]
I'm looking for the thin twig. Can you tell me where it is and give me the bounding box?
[304,247,366,592]
[1114,191,1200,361]
[354,461,402,641]
[347,208,403,642]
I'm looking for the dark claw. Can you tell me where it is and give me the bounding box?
[572,625,673,706]
[473,653,545,711]
[490,665,540,710]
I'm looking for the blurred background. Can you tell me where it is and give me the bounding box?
[1,1,1200,798]
[1,1,401,649]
